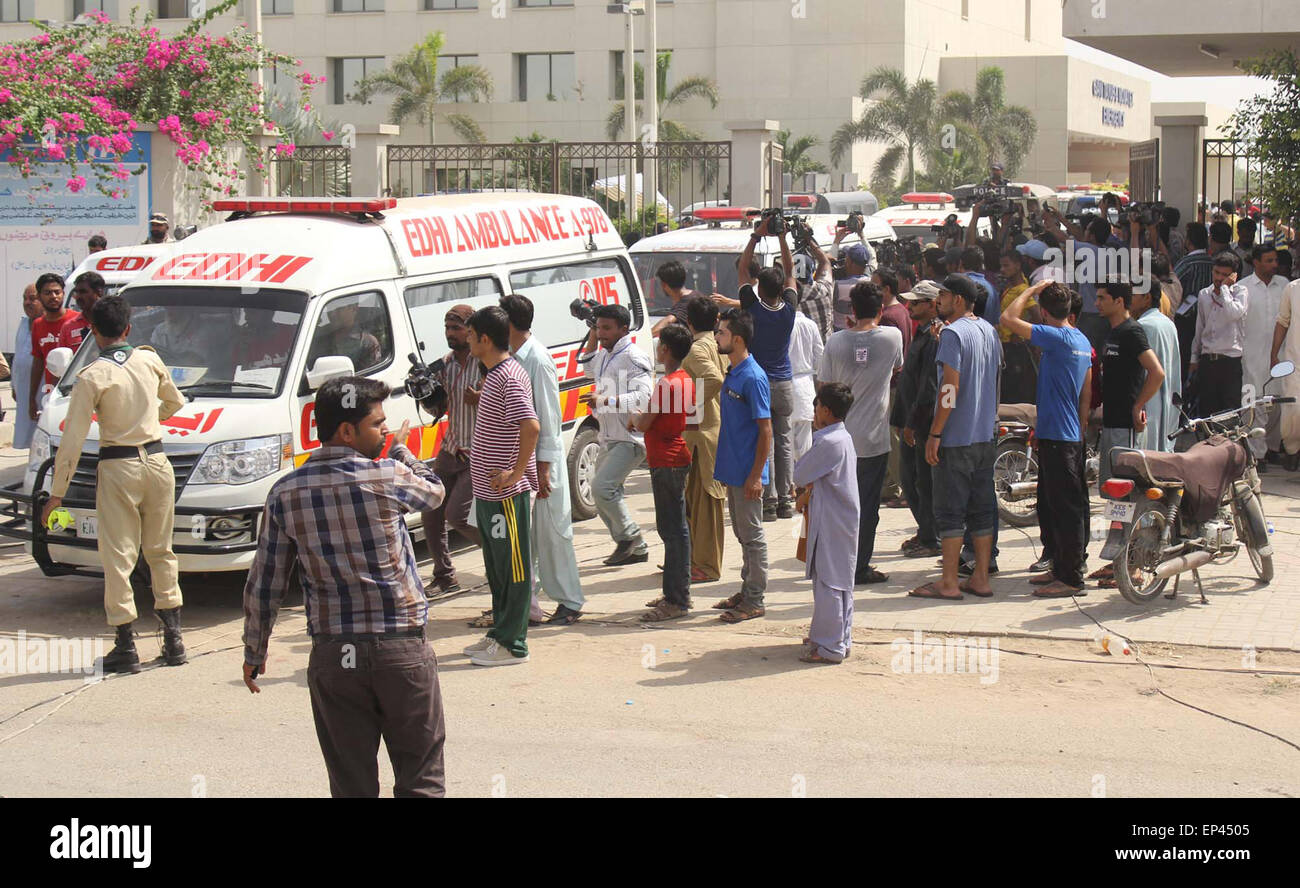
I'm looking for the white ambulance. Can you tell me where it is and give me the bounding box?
[872,192,993,242]
[65,243,177,300]
[0,194,648,579]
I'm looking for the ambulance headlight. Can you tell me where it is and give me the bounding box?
[191,435,287,485]
[30,429,52,465]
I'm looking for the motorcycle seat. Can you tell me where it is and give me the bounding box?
[998,403,1037,426]
[1111,436,1247,522]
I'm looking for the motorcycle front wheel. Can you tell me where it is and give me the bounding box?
[993,439,1038,528]
[1232,494,1274,583]
[1115,503,1171,604]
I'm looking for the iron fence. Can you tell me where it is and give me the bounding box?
[1128,138,1159,203]
[1202,139,1262,215]
[385,141,731,241]
[271,145,352,197]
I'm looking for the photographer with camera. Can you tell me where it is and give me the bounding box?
[420,304,483,599]
[798,232,835,342]
[1041,205,1114,354]
[738,214,799,521]
[577,302,654,565]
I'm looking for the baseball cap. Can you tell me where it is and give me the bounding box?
[149,212,169,225]
[1016,239,1050,261]
[940,273,979,305]
[901,280,941,301]
[843,243,870,266]
[990,161,1004,171]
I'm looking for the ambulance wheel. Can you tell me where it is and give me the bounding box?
[568,426,601,521]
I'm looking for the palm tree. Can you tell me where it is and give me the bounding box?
[937,66,1037,175]
[604,51,719,141]
[352,32,493,143]
[776,130,828,180]
[830,67,937,193]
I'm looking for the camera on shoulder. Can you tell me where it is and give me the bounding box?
[569,296,601,327]
[404,352,449,419]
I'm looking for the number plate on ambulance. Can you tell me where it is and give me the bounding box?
[1104,501,1134,523]
[77,516,98,539]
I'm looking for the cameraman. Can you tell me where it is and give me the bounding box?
[797,233,834,341]
[738,216,799,520]
[578,303,654,564]
[833,243,873,332]
[832,212,876,270]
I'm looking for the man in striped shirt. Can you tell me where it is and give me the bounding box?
[463,306,541,667]
[241,376,448,797]
[421,304,483,597]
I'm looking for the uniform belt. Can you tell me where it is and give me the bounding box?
[1200,353,1240,363]
[98,441,163,460]
[312,626,426,645]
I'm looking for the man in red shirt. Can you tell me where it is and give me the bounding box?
[633,324,697,621]
[57,271,106,354]
[29,273,76,421]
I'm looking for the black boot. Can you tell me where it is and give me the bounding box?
[156,608,187,666]
[101,624,141,675]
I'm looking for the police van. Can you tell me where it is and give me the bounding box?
[0,194,649,578]
[629,207,897,317]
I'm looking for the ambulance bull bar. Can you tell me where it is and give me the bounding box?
[0,458,262,579]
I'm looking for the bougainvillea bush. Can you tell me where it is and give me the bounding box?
[0,0,321,206]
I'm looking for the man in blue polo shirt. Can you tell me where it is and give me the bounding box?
[736,217,798,520]
[711,308,772,624]
[1002,280,1093,598]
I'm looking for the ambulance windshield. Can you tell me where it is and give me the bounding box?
[631,252,742,316]
[58,287,307,398]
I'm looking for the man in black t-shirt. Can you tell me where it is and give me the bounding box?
[651,260,697,337]
[1097,279,1167,496]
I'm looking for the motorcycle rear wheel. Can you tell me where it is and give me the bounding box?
[1232,494,1274,583]
[993,439,1038,528]
[1116,503,1170,604]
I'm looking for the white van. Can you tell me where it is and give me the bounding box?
[0,194,648,578]
[872,192,994,242]
[65,243,177,299]
[629,209,897,317]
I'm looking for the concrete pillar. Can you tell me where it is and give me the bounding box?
[350,124,401,197]
[726,119,780,209]
[1154,113,1208,227]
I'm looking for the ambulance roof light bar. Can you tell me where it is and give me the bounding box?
[692,206,758,225]
[211,197,398,216]
[901,192,953,206]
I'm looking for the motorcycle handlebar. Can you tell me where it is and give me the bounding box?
[1170,396,1282,441]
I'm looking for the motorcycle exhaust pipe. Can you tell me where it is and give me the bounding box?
[1153,550,1215,579]
[1005,481,1038,502]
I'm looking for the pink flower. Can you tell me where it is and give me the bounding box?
[273,142,296,157]
[321,130,335,141]
[109,133,132,153]
[43,143,66,160]
[0,88,10,103]
[66,176,86,193]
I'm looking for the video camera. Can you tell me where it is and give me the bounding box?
[875,236,923,271]
[836,211,865,236]
[953,183,1021,218]
[748,207,815,256]
[569,296,601,327]
[931,213,963,240]
[1126,200,1166,228]
[404,352,448,420]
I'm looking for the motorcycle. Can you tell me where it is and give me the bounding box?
[992,403,1099,527]
[1098,361,1296,605]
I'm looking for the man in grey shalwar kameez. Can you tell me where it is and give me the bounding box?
[502,295,585,624]
[1134,285,1182,453]
[793,383,860,664]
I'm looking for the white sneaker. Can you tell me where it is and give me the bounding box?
[469,640,529,667]
[462,635,493,657]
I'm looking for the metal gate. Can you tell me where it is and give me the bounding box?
[385,141,731,240]
[1202,139,1262,214]
[271,145,352,197]
[1128,138,1159,202]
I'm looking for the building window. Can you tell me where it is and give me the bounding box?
[424,0,476,7]
[961,0,968,20]
[331,57,385,104]
[517,53,575,101]
[156,0,187,17]
[1,0,33,19]
[440,55,480,102]
[262,0,292,13]
[1024,0,1030,40]
[517,0,572,7]
[611,50,673,100]
[73,0,114,19]
[333,0,384,11]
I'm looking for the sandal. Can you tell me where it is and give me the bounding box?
[909,582,963,601]
[1088,565,1115,580]
[641,603,690,622]
[855,567,889,585]
[690,568,718,583]
[959,582,994,598]
[718,603,765,623]
[1033,582,1085,599]
[547,605,583,624]
[712,592,744,610]
[468,611,494,628]
[1029,572,1056,586]
[899,535,920,552]
[799,651,842,664]
[645,596,667,608]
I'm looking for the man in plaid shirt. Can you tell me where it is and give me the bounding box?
[241,376,448,798]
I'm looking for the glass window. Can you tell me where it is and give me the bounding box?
[517,53,575,101]
[57,288,308,398]
[73,0,112,19]
[439,54,479,102]
[425,0,476,7]
[307,292,393,377]
[261,0,292,13]
[331,57,385,104]
[631,251,739,316]
[333,0,384,11]
[517,0,572,6]
[403,276,503,360]
[155,0,187,17]
[509,258,643,349]
[611,50,673,100]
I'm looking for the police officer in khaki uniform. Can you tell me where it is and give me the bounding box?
[41,295,188,675]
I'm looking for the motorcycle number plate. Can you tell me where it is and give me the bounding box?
[77,515,98,540]
[1104,501,1135,523]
